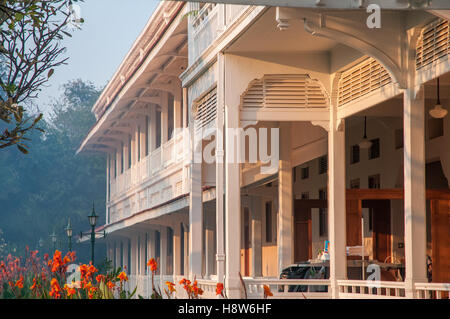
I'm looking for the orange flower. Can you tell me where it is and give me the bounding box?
[64,284,76,297]
[83,281,93,290]
[147,258,157,273]
[96,274,105,283]
[216,283,224,296]
[49,278,62,299]
[117,271,128,282]
[15,275,24,289]
[30,278,37,290]
[263,285,273,298]
[106,281,115,289]
[63,256,71,265]
[88,286,98,299]
[165,281,176,293]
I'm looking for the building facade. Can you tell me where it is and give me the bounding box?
[78,1,450,298]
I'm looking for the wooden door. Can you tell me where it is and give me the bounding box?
[369,200,391,262]
[430,199,450,283]
[294,200,325,262]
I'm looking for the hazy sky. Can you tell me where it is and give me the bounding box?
[37,0,159,115]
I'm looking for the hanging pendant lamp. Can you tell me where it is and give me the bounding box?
[359,116,373,149]
[429,77,448,119]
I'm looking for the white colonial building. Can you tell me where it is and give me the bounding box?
[78,1,450,299]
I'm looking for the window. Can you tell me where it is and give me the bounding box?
[350,145,360,164]
[368,174,381,189]
[368,209,373,232]
[318,156,328,175]
[265,202,272,243]
[301,192,309,199]
[395,129,403,149]
[369,138,380,159]
[168,94,174,140]
[428,117,444,139]
[301,167,309,179]
[319,188,327,237]
[350,178,360,189]
[156,110,161,148]
[293,167,297,183]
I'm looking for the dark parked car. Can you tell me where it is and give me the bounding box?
[279,262,329,292]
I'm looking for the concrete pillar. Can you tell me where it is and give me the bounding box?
[216,53,226,285]
[173,222,182,276]
[403,87,427,297]
[225,98,241,298]
[182,88,188,129]
[150,106,157,152]
[174,82,183,133]
[161,92,168,144]
[183,223,189,276]
[251,196,262,277]
[328,105,347,299]
[160,227,167,277]
[189,90,203,279]
[278,123,293,273]
[205,210,216,277]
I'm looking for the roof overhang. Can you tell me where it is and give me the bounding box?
[183,1,450,10]
[77,1,188,155]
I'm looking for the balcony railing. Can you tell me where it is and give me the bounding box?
[189,4,251,64]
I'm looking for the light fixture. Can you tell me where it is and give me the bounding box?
[88,202,98,227]
[359,116,373,149]
[429,77,448,119]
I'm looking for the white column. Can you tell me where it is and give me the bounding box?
[205,210,216,277]
[216,53,226,285]
[183,223,189,276]
[328,107,347,299]
[278,123,293,273]
[160,227,167,278]
[182,88,188,129]
[161,92,168,144]
[150,106,157,151]
[403,87,427,297]
[174,82,183,133]
[251,196,262,277]
[225,97,241,299]
[173,222,182,277]
[189,107,203,279]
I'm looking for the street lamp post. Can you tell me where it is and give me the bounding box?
[66,218,73,252]
[50,231,57,252]
[80,203,105,265]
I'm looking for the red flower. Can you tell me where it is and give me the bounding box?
[147,258,157,273]
[216,283,224,296]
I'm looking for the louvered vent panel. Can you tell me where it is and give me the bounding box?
[416,19,449,70]
[241,75,328,109]
[194,88,217,132]
[338,58,392,107]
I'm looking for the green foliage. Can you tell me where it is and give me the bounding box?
[0,79,106,263]
[0,0,84,152]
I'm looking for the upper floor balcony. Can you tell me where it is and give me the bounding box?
[188,2,253,65]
